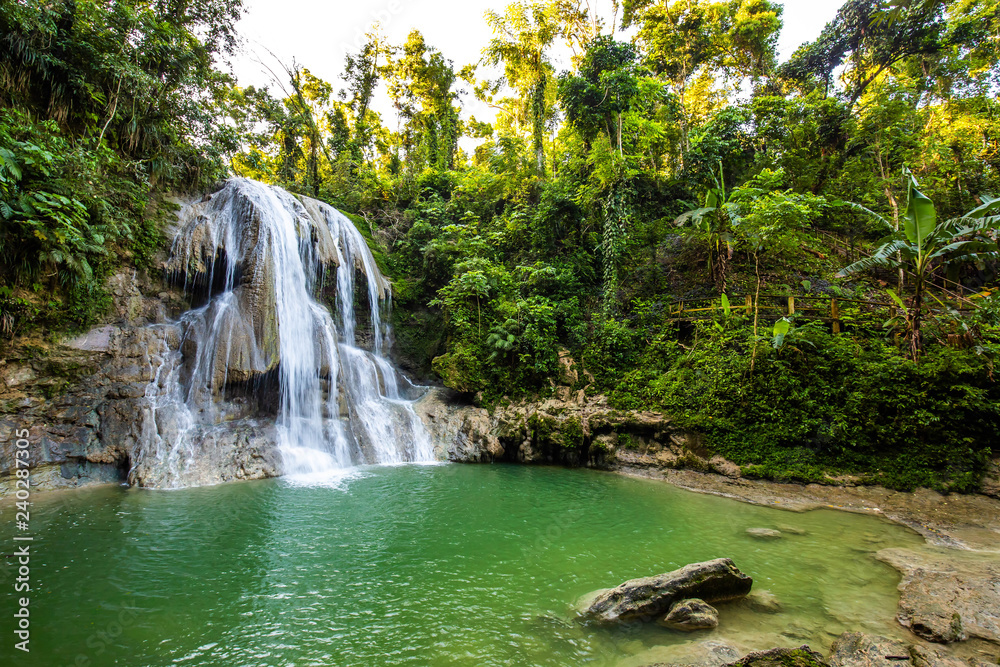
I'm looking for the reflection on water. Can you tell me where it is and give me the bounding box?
[1,465,924,666]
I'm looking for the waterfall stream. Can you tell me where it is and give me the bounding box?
[135,178,433,488]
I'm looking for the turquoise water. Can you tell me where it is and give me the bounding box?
[1,465,923,666]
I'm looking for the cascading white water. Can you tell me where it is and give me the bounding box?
[136,178,434,487]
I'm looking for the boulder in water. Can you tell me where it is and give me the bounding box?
[743,590,782,614]
[657,598,719,631]
[582,558,752,624]
[776,523,809,536]
[632,639,742,667]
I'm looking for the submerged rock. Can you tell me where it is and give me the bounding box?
[876,548,1000,644]
[657,598,719,631]
[747,528,783,539]
[743,590,783,614]
[583,558,753,624]
[637,640,743,667]
[827,632,913,667]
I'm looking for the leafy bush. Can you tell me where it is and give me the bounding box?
[608,318,998,492]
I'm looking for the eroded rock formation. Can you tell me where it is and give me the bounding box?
[582,558,753,625]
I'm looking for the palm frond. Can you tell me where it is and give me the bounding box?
[929,239,999,260]
[836,200,893,230]
[837,239,910,276]
[674,206,716,227]
[963,195,1000,219]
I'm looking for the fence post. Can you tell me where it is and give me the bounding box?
[831,298,841,334]
[744,294,752,314]
[787,296,795,316]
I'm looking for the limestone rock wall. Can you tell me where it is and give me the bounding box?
[0,269,282,496]
[0,270,177,494]
[411,384,723,476]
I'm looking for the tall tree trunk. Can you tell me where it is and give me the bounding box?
[750,250,762,372]
[532,75,546,177]
[309,132,319,197]
[878,154,904,292]
[617,112,623,153]
[909,276,923,362]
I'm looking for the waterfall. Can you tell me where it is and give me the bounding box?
[135,178,434,488]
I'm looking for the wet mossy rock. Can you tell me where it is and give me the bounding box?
[437,388,718,471]
[583,558,753,625]
[528,412,585,450]
[725,647,827,667]
[432,350,479,394]
[657,598,720,631]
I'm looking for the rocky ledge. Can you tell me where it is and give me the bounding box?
[0,271,280,495]
[414,384,715,472]
[875,549,1000,645]
[642,632,999,667]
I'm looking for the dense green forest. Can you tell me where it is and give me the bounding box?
[2,0,1000,491]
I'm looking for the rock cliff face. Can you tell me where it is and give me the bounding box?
[0,271,281,496]
[412,353,726,479]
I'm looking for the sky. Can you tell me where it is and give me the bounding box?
[227,0,848,128]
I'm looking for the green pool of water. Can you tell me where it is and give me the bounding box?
[1,464,924,666]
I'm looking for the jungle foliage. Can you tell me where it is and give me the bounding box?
[0,0,247,329]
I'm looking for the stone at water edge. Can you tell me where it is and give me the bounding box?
[657,598,719,631]
[632,640,742,667]
[875,548,1000,644]
[746,528,783,539]
[572,588,610,614]
[909,645,978,667]
[583,557,753,625]
[723,646,827,667]
[827,632,914,667]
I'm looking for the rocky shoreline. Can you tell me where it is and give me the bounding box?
[610,469,1000,667]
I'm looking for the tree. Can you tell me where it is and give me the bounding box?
[384,31,462,174]
[559,36,644,313]
[728,169,827,357]
[342,31,387,171]
[484,2,560,176]
[779,0,945,105]
[631,0,782,151]
[838,168,1000,360]
[558,36,642,153]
